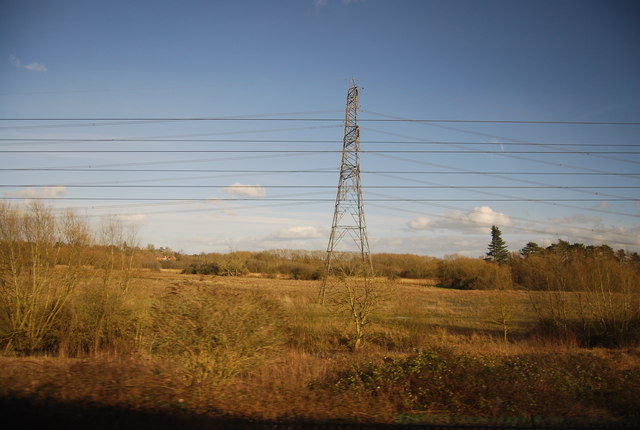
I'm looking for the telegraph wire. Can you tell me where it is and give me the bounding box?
[362,110,640,166]
[41,189,334,212]
[371,151,640,182]
[363,126,640,168]
[2,149,638,154]
[33,197,639,248]
[0,168,339,173]
[2,184,639,190]
[2,197,634,202]
[73,199,331,219]
[0,167,636,176]
[10,151,320,171]
[372,170,626,213]
[366,189,639,220]
[1,137,638,147]
[43,190,334,215]
[1,117,639,125]
[2,111,637,250]
[18,192,635,245]
[367,201,640,248]
[368,152,640,204]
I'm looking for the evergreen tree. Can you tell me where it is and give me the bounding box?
[520,241,542,258]
[486,225,510,264]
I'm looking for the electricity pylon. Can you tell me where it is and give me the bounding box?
[319,79,373,305]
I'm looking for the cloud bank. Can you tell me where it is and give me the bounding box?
[269,225,324,241]
[10,55,47,72]
[5,186,68,199]
[408,206,512,232]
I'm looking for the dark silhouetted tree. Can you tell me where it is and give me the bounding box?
[486,225,510,265]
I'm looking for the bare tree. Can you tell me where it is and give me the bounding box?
[329,269,385,351]
[486,264,515,342]
[98,216,138,293]
[0,202,90,354]
[90,216,138,354]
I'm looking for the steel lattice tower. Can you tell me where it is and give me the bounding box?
[319,79,373,304]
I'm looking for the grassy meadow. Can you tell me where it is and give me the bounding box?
[1,203,639,425]
[1,270,639,424]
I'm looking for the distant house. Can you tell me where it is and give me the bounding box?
[156,255,177,261]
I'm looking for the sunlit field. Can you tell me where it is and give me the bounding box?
[1,270,639,424]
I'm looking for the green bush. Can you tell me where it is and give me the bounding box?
[287,262,322,280]
[332,348,640,419]
[181,263,220,275]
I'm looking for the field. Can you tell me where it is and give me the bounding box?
[1,270,639,426]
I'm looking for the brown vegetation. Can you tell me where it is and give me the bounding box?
[1,203,639,425]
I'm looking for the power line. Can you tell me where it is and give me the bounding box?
[371,151,640,181]
[0,168,338,173]
[370,172,635,212]
[363,110,640,167]
[0,167,636,176]
[1,137,638,148]
[2,184,639,190]
[2,197,635,202]
[364,127,640,169]
[367,201,640,248]
[29,197,638,248]
[1,117,639,125]
[5,152,316,171]
[366,189,638,221]
[2,149,638,154]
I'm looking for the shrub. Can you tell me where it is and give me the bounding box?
[372,254,438,279]
[181,262,220,275]
[61,278,148,356]
[332,348,640,419]
[437,255,512,290]
[288,263,322,280]
[151,283,286,384]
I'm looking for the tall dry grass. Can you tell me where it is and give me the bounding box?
[0,234,639,423]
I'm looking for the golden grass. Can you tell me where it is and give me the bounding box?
[1,272,639,422]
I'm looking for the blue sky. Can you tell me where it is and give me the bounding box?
[1,0,639,257]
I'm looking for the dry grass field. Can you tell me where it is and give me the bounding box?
[1,271,639,425]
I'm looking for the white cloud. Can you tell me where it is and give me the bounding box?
[409,206,512,232]
[407,216,431,230]
[269,225,324,240]
[5,186,68,199]
[220,183,266,198]
[538,215,640,248]
[10,55,47,72]
[374,234,484,257]
[465,206,512,226]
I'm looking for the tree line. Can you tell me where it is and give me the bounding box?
[2,202,638,351]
